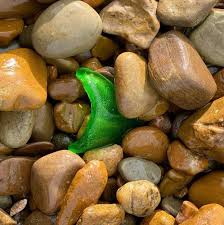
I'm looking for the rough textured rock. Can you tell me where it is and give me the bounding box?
[100,0,160,49]
[24,211,53,225]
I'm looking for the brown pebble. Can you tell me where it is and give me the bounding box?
[82,57,102,70]
[213,68,224,99]
[0,143,13,155]
[47,65,58,81]
[102,178,118,202]
[10,199,27,217]
[0,209,16,225]
[24,210,53,225]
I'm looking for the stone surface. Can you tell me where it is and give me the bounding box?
[54,102,90,133]
[190,9,224,66]
[0,196,12,209]
[56,160,108,225]
[76,204,125,225]
[100,0,160,48]
[118,157,161,184]
[116,180,161,217]
[48,77,84,103]
[177,96,224,163]
[180,204,224,225]
[122,126,169,163]
[121,214,137,225]
[148,31,216,110]
[24,210,53,225]
[32,0,102,58]
[0,143,13,155]
[31,150,85,215]
[102,178,118,202]
[82,57,102,70]
[0,209,16,225]
[0,110,35,148]
[19,24,33,48]
[0,19,24,47]
[115,52,160,118]
[83,144,123,176]
[167,141,209,176]
[83,0,105,8]
[10,199,27,217]
[161,196,183,217]
[189,171,224,207]
[213,69,224,99]
[51,133,73,150]
[141,210,175,225]
[0,157,34,195]
[0,48,47,111]
[32,102,55,142]
[157,0,217,27]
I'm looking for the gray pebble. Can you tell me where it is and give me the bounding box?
[161,196,183,217]
[0,196,12,209]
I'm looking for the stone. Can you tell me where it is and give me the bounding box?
[167,141,209,176]
[45,57,79,74]
[56,160,108,225]
[141,210,175,225]
[213,69,224,99]
[122,126,169,163]
[48,77,84,103]
[24,210,53,225]
[47,65,58,81]
[102,178,118,202]
[14,142,54,156]
[31,150,85,215]
[54,102,90,133]
[82,57,102,70]
[180,204,224,225]
[51,133,73,150]
[157,0,217,27]
[96,66,114,81]
[83,0,105,8]
[0,196,12,209]
[100,0,160,48]
[118,157,161,184]
[0,157,34,195]
[0,40,20,53]
[161,196,183,217]
[10,199,27,217]
[0,143,13,155]
[116,180,161,217]
[0,19,24,47]
[115,52,160,118]
[32,102,55,142]
[189,171,224,207]
[0,110,35,148]
[0,48,47,111]
[83,144,123,176]
[190,9,224,66]
[91,35,118,61]
[75,51,92,63]
[177,96,224,163]
[159,169,192,197]
[121,214,137,225]
[148,31,217,110]
[176,201,199,224]
[76,204,125,225]
[19,25,33,48]
[32,0,102,58]
[77,114,90,139]
[0,209,16,225]
[0,0,42,18]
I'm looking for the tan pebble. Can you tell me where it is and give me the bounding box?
[24,210,53,225]
[0,209,16,225]
[82,57,102,70]
[10,199,27,217]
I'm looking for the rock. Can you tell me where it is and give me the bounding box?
[213,69,224,99]
[157,0,217,27]
[54,102,90,133]
[14,142,54,156]
[82,57,102,70]
[32,102,55,142]
[159,169,192,197]
[32,0,102,58]
[176,201,199,224]
[0,196,12,209]
[51,133,73,150]
[0,157,34,195]
[180,204,224,225]
[122,214,137,225]
[116,180,161,217]
[13,209,30,225]
[190,9,224,66]
[47,65,58,81]
[19,25,33,48]
[45,57,79,74]
[148,31,217,110]
[83,144,123,176]
[83,0,105,8]
[122,126,169,163]
[56,160,108,225]
[37,0,57,3]
[167,141,209,176]
[0,0,42,18]
[0,110,35,148]
[0,48,47,111]
[0,209,16,225]
[174,187,188,199]
[0,143,13,155]
[31,150,85,215]
[102,178,118,202]
[177,97,224,163]
[24,210,53,225]
[75,51,92,63]
[0,19,24,47]
[100,0,159,48]
[96,66,114,81]
[0,40,20,53]
[76,204,125,225]
[10,199,27,217]
[118,157,161,184]
[48,77,84,103]
[77,114,90,139]
[91,35,118,61]
[115,52,160,118]
[189,171,224,207]
[141,210,175,225]
[161,196,183,217]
